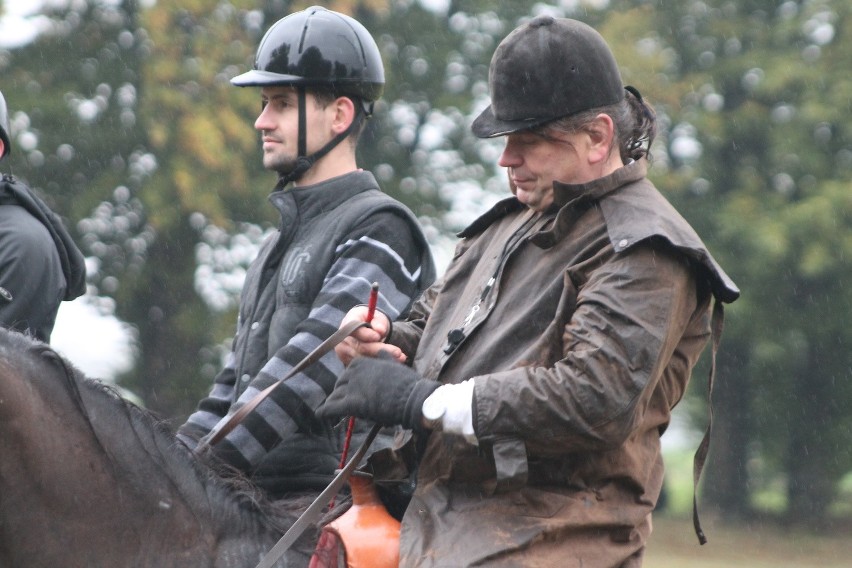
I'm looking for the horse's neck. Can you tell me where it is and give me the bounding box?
[78,381,279,546]
[0,355,278,567]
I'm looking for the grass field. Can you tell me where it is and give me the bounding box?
[646,514,852,567]
[650,442,852,567]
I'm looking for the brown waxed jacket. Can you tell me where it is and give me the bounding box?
[385,160,738,567]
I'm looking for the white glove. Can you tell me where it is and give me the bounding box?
[422,379,478,445]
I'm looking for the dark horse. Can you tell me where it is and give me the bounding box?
[0,328,298,567]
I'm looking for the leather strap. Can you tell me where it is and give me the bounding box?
[692,298,725,545]
[194,319,369,453]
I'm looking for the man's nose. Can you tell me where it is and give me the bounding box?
[498,143,521,168]
[255,105,273,131]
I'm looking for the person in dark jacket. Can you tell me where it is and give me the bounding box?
[0,91,86,343]
[176,7,435,565]
[320,16,739,567]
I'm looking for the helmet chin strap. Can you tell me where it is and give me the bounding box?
[278,86,365,187]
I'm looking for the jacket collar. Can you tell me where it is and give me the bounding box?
[551,159,737,303]
[464,160,739,304]
[551,159,646,207]
[528,160,646,249]
[269,170,379,222]
[458,161,647,241]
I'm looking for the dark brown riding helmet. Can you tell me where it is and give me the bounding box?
[472,16,624,138]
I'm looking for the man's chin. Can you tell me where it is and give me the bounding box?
[263,155,297,174]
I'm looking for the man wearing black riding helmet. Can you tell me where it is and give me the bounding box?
[177,7,435,563]
[230,4,384,186]
[320,16,739,566]
[0,91,86,343]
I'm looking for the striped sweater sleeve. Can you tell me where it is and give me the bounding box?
[209,211,428,472]
[176,351,237,449]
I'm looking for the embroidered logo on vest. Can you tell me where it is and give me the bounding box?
[280,247,311,286]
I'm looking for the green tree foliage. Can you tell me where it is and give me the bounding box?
[0,0,146,220]
[605,0,852,524]
[123,0,271,420]
[1,0,278,420]
[0,0,152,370]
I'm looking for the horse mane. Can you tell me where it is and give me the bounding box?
[6,330,297,535]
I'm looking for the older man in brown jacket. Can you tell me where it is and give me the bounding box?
[320,15,739,567]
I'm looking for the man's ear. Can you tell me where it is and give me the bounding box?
[331,96,357,135]
[586,113,616,165]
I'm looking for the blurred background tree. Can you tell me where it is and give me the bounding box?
[1,0,850,529]
[613,0,852,526]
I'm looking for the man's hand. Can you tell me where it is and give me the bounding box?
[317,352,439,431]
[335,306,406,366]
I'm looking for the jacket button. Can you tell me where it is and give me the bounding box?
[251,321,260,330]
[241,374,251,383]
[618,238,629,249]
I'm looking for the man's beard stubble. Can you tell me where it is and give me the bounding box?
[263,150,298,175]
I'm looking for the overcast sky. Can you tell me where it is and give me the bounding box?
[52,297,137,380]
[0,0,46,48]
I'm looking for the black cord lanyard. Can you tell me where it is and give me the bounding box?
[445,210,543,354]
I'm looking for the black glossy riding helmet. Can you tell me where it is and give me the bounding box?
[472,16,624,138]
[0,91,10,158]
[232,6,384,184]
[231,5,384,114]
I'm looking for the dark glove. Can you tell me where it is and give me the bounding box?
[318,351,440,431]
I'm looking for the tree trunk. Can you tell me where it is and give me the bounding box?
[118,217,214,423]
[702,342,751,519]
[785,347,835,526]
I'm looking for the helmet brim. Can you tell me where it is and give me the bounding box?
[231,69,305,87]
[471,104,556,139]
[230,70,384,102]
